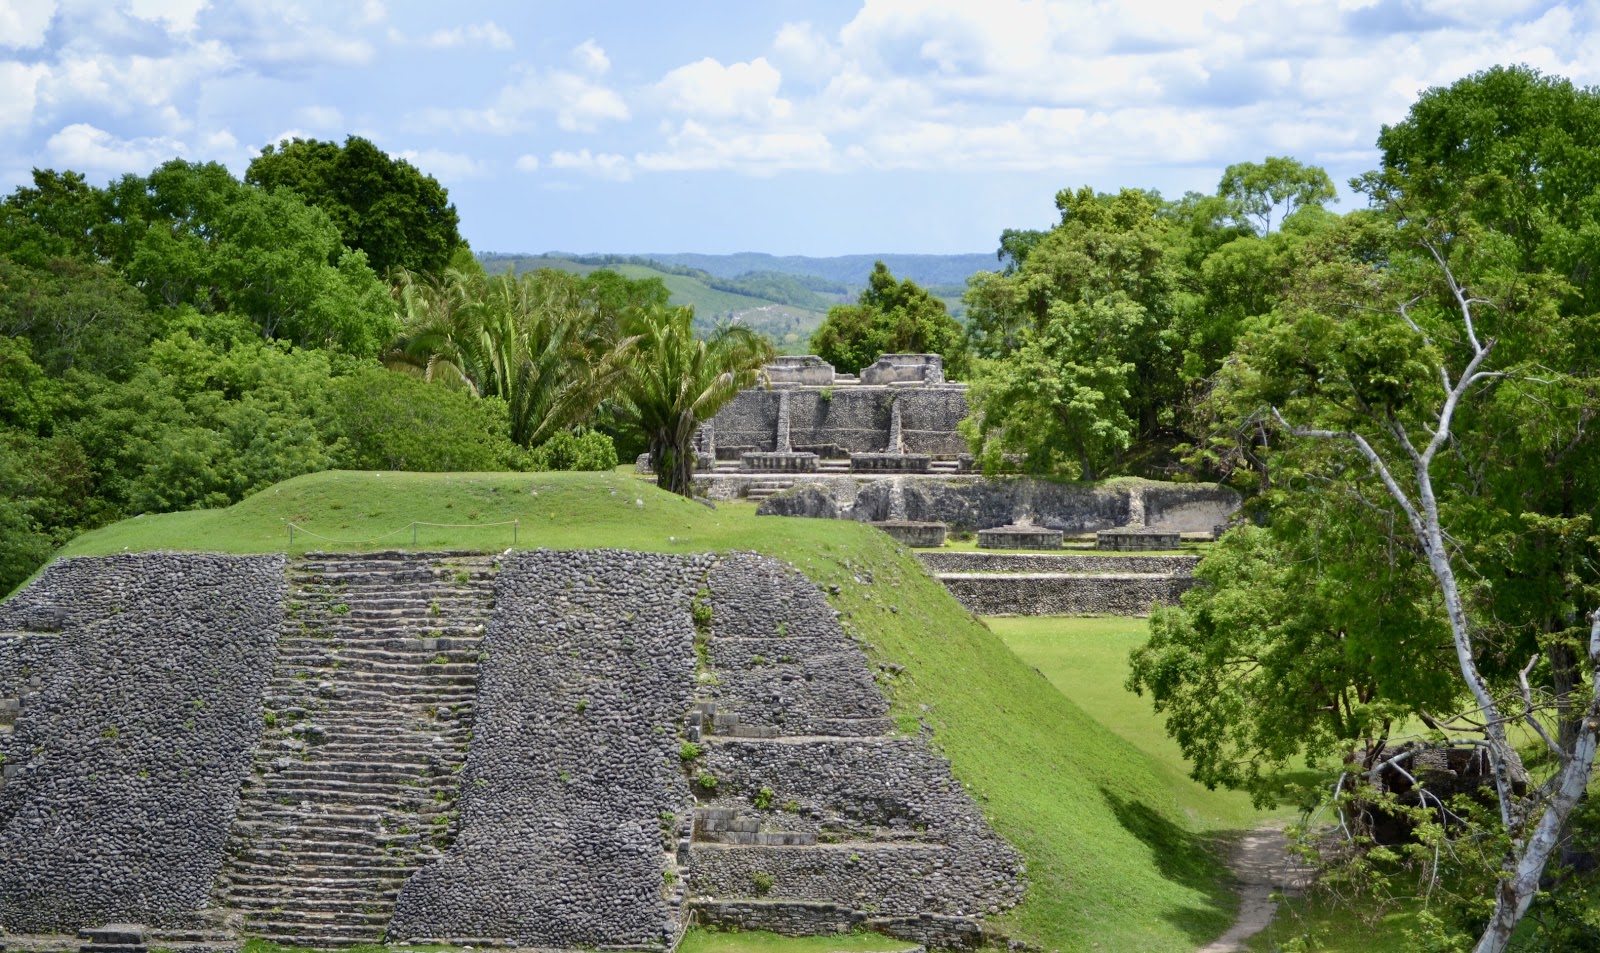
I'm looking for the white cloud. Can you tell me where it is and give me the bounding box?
[0,62,48,129]
[514,153,539,172]
[46,122,188,172]
[572,38,608,74]
[772,21,842,83]
[657,56,790,121]
[634,120,832,175]
[125,0,208,35]
[0,0,56,49]
[297,104,342,129]
[414,42,628,136]
[395,147,486,181]
[549,148,631,181]
[415,21,512,51]
[42,40,235,113]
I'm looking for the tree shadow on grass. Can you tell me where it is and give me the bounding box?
[1099,785,1240,944]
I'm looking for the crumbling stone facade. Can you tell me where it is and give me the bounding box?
[0,554,284,933]
[0,548,1020,950]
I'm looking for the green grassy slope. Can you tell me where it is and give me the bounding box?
[42,470,1242,952]
[989,616,1269,831]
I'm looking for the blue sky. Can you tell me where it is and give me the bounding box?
[1,0,1596,256]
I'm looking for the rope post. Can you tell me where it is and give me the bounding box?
[513,519,518,546]
[412,522,418,546]
[288,524,294,545]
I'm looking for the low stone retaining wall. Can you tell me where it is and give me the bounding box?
[937,572,1198,616]
[919,553,1200,575]
[851,454,931,473]
[742,452,818,473]
[977,526,1063,550]
[1097,529,1181,551]
[872,521,947,547]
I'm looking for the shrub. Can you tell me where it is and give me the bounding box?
[751,871,775,896]
[678,741,701,761]
[528,428,618,472]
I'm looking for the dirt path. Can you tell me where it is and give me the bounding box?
[1198,825,1316,953]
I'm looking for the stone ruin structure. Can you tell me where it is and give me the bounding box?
[697,353,969,477]
[0,551,1024,952]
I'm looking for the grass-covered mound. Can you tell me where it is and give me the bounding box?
[45,469,1246,952]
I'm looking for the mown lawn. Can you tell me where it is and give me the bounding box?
[42,469,1250,952]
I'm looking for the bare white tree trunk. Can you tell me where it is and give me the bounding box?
[1273,246,1600,953]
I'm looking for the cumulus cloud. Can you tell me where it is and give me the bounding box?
[0,0,57,48]
[514,153,539,172]
[413,41,628,135]
[395,147,486,181]
[46,122,190,172]
[572,38,608,74]
[0,62,48,129]
[549,148,631,181]
[634,120,832,174]
[408,21,513,51]
[125,0,209,35]
[656,57,790,121]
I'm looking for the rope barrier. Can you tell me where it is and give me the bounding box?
[287,519,520,547]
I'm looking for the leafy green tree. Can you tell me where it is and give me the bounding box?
[1216,156,1337,235]
[65,312,338,513]
[617,306,773,495]
[963,187,1180,476]
[247,135,465,276]
[1169,171,1600,951]
[329,367,523,472]
[1367,64,1600,312]
[0,255,154,379]
[810,261,967,376]
[0,169,109,266]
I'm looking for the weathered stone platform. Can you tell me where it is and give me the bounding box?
[870,520,948,547]
[1097,528,1181,551]
[978,525,1063,550]
[920,551,1202,616]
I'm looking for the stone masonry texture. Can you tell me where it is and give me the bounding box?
[0,554,284,933]
[0,547,1022,950]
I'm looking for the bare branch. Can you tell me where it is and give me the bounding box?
[1518,655,1564,760]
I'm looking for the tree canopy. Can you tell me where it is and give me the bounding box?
[247,135,466,277]
[809,261,967,377]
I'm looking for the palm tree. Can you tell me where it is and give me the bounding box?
[617,305,773,495]
[388,268,635,448]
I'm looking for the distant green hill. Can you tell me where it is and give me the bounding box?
[477,250,990,349]
[479,253,829,352]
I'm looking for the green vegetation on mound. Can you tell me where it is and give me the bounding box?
[46,470,1243,952]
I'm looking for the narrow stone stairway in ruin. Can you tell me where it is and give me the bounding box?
[217,551,497,947]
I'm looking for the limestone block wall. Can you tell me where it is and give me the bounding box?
[937,572,1197,616]
[712,387,969,458]
[0,554,284,934]
[0,547,1023,950]
[702,555,893,737]
[388,550,709,949]
[753,476,1241,535]
[918,552,1201,575]
[686,554,1024,934]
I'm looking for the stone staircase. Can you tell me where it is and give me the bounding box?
[743,479,796,502]
[928,458,961,474]
[817,459,851,474]
[217,551,497,947]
